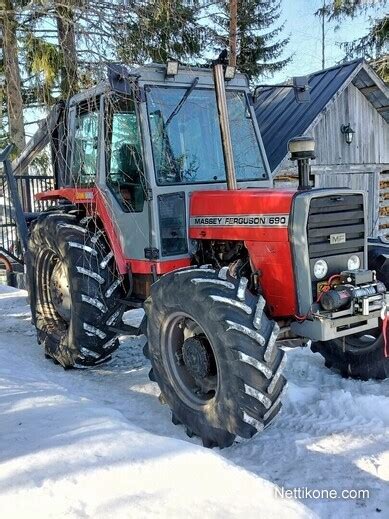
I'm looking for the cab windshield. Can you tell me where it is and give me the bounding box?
[146,86,267,185]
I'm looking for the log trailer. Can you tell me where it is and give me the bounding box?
[2,60,388,448]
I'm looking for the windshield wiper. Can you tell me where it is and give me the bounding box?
[165,77,199,127]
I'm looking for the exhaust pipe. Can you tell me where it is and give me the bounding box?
[213,64,237,190]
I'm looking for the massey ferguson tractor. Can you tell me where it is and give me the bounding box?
[2,60,389,448]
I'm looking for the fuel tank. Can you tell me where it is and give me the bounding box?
[189,189,297,318]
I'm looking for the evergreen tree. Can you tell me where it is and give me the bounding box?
[344,14,388,81]
[317,1,388,81]
[212,0,291,80]
[117,0,209,65]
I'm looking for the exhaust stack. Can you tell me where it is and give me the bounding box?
[213,64,237,190]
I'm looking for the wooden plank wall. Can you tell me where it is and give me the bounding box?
[312,83,389,166]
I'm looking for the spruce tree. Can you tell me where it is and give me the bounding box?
[117,0,208,65]
[317,1,388,81]
[212,0,291,80]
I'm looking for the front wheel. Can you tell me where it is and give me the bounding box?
[311,331,389,380]
[145,267,287,448]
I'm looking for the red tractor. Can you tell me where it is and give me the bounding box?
[4,61,389,448]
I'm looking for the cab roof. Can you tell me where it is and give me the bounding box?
[69,62,251,106]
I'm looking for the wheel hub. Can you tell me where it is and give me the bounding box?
[182,336,212,380]
[50,261,71,322]
[161,312,219,409]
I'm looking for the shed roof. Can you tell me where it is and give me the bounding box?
[255,59,389,173]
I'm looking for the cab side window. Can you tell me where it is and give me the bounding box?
[106,96,145,212]
[70,99,100,187]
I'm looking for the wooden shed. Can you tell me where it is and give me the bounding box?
[255,59,389,237]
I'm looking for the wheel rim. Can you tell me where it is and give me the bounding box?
[49,257,71,322]
[161,312,219,410]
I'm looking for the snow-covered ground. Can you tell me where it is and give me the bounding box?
[0,285,388,518]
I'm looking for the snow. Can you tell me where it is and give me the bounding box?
[0,285,388,518]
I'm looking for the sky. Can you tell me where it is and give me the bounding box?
[270,0,385,84]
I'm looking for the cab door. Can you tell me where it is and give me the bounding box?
[98,92,150,261]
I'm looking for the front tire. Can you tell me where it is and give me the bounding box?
[145,267,287,448]
[28,212,125,367]
[311,333,388,380]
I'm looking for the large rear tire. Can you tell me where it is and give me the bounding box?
[28,212,125,367]
[145,266,287,448]
[311,242,389,380]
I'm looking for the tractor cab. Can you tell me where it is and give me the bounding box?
[59,63,272,264]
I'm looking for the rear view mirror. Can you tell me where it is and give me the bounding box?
[293,76,310,104]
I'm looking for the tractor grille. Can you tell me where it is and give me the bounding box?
[307,194,365,259]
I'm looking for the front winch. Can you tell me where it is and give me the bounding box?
[319,270,386,314]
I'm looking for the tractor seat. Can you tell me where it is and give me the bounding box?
[115,143,144,212]
[117,143,142,184]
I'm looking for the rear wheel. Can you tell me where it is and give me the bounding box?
[311,243,389,380]
[145,266,287,448]
[28,212,125,367]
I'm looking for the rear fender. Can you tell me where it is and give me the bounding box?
[36,187,128,274]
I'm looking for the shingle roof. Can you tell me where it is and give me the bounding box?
[255,59,389,173]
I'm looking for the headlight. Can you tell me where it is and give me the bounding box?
[313,259,328,280]
[347,254,360,271]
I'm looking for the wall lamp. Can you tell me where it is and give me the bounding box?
[341,123,355,145]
